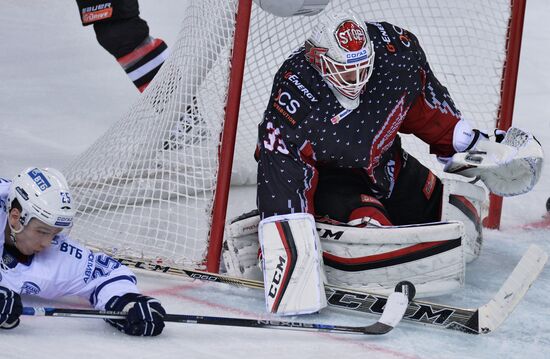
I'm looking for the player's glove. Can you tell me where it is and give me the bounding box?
[465,128,507,151]
[105,293,166,336]
[445,127,543,196]
[0,285,23,330]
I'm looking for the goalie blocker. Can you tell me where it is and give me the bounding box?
[223,179,487,298]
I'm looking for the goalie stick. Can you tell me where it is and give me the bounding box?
[111,244,546,334]
[22,281,414,336]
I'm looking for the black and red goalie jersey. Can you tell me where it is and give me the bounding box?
[256,20,462,220]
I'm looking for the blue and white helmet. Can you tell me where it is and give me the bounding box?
[7,167,76,229]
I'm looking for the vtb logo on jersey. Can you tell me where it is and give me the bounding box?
[335,20,366,51]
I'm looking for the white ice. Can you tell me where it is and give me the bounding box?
[0,1,549,358]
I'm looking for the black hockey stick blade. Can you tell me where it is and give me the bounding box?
[111,244,546,334]
[22,282,414,336]
[326,244,547,334]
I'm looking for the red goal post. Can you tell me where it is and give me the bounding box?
[485,0,527,229]
[65,0,527,273]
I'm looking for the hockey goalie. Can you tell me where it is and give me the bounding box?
[223,10,543,315]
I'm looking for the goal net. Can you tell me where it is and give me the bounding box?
[64,0,525,271]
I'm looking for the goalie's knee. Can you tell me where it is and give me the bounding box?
[348,201,393,227]
[441,178,486,262]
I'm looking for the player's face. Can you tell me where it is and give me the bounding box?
[321,53,374,100]
[14,218,62,255]
[326,61,360,84]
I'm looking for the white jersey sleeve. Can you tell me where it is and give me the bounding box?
[46,235,141,309]
[1,232,140,310]
[0,179,140,309]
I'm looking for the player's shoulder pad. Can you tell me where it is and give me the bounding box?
[268,57,316,128]
[53,234,89,260]
[366,21,421,56]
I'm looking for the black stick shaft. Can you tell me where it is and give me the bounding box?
[22,306,395,335]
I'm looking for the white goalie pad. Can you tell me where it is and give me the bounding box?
[258,213,327,315]
[223,211,466,298]
[223,210,263,280]
[440,178,487,263]
[444,127,544,196]
[319,220,465,298]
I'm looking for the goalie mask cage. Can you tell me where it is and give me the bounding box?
[65,0,525,272]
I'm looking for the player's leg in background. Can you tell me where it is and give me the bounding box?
[314,168,393,226]
[381,149,443,225]
[313,167,465,296]
[75,0,169,92]
[382,148,483,262]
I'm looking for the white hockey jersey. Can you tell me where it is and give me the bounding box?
[0,179,140,309]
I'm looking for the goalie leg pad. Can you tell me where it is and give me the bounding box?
[222,210,262,280]
[319,219,466,297]
[441,178,486,263]
[259,213,327,315]
[223,211,466,297]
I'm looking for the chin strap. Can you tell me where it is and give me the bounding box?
[2,212,26,270]
[0,249,8,271]
[8,223,24,246]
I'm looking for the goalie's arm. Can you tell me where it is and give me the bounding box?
[398,30,462,158]
[256,124,318,218]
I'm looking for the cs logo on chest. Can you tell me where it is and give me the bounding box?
[272,84,311,128]
[276,89,300,115]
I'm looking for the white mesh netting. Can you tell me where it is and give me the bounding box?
[65,0,515,269]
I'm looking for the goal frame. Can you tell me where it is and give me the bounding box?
[484,0,527,229]
[207,0,253,272]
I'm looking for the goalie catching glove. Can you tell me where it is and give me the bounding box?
[445,123,543,196]
[105,293,166,336]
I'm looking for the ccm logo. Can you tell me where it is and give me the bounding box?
[275,90,301,114]
[268,255,286,298]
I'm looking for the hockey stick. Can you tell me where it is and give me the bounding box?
[111,244,546,334]
[22,282,413,336]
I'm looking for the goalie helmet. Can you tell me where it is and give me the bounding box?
[7,167,76,229]
[305,11,374,104]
